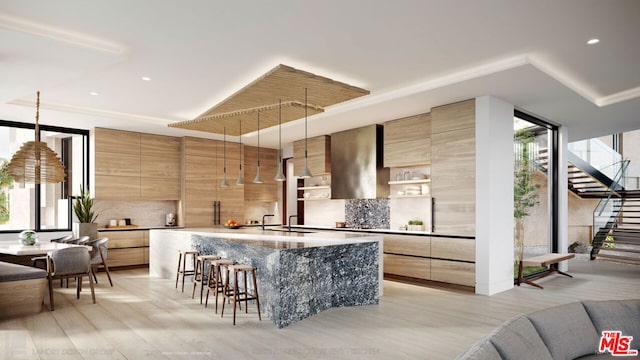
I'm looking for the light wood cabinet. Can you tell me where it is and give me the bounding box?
[384,254,430,279]
[384,113,431,167]
[99,229,149,267]
[294,135,331,176]
[182,137,218,227]
[430,259,475,287]
[430,237,475,262]
[430,99,475,236]
[243,146,278,202]
[383,234,430,257]
[93,128,181,200]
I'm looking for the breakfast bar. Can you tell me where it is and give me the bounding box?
[149,227,383,328]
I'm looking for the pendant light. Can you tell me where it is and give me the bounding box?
[7,91,66,184]
[236,120,244,186]
[298,88,313,178]
[220,127,229,188]
[253,112,264,183]
[274,99,286,181]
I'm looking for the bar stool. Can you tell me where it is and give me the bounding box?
[221,263,261,325]
[175,249,199,293]
[206,259,235,313]
[192,254,221,303]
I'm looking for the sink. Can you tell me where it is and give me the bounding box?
[266,228,316,234]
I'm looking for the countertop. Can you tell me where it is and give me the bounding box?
[151,226,382,249]
[98,226,183,232]
[287,225,475,239]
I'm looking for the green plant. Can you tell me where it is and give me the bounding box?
[0,159,13,224]
[408,220,423,225]
[73,185,98,223]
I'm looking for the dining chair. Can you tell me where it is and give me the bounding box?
[46,246,95,311]
[84,238,113,287]
[50,234,74,243]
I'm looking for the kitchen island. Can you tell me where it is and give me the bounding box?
[149,227,382,328]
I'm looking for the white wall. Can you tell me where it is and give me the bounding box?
[475,96,514,295]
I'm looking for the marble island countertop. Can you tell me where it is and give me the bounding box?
[154,226,381,249]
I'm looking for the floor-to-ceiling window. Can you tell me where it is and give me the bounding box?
[0,120,89,233]
[514,110,559,255]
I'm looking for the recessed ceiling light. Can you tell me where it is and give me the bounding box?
[89,91,99,96]
[141,76,152,81]
[587,38,600,45]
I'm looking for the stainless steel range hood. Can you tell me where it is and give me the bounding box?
[331,124,389,199]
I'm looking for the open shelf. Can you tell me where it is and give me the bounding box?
[298,185,330,190]
[388,179,430,185]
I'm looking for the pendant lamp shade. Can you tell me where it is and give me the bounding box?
[7,91,66,184]
[298,88,313,179]
[220,127,229,188]
[253,112,263,184]
[274,99,286,182]
[236,120,244,186]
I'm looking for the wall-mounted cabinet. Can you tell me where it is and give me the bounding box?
[93,128,181,200]
[182,137,219,227]
[294,135,331,176]
[430,99,475,237]
[243,145,278,202]
[384,113,431,168]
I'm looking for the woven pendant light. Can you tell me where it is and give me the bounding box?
[7,91,66,184]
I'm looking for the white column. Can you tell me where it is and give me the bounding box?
[475,96,514,295]
[557,126,570,271]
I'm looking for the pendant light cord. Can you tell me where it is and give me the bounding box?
[304,88,308,162]
[35,91,40,142]
[257,112,260,167]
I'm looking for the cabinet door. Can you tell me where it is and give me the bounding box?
[294,135,331,175]
[384,113,431,167]
[383,235,430,257]
[243,146,278,202]
[98,230,148,267]
[431,259,475,287]
[430,99,475,236]
[430,237,475,262]
[384,254,430,279]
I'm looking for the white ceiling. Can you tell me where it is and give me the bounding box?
[1,0,639,148]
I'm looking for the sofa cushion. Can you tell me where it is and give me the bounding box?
[0,261,47,282]
[582,299,640,354]
[488,315,553,360]
[526,302,600,360]
[455,338,502,360]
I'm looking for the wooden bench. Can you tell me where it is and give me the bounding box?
[517,253,575,289]
[0,261,47,319]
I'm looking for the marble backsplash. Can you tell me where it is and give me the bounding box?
[345,199,390,229]
[93,200,177,228]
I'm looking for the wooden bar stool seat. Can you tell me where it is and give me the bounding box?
[221,264,261,325]
[192,254,221,303]
[206,259,235,313]
[175,249,199,293]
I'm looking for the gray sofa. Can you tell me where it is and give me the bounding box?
[456,300,640,359]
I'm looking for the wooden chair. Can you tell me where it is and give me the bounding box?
[85,238,113,287]
[46,246,95,311]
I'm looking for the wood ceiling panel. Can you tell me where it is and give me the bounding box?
[169,64,369,136]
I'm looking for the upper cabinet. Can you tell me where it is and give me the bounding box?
[294,135,331,176]
[93,128,181,200]
[383,113,431,168]
[430,99,475,237]
[243,145,278,202]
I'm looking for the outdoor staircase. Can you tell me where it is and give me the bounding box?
[591,197,640,265]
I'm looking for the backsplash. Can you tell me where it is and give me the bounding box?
[345,199,390,229]
[94,200,177,228]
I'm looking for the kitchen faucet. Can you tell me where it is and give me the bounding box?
[262,214,275,230]
[288,215,298,232]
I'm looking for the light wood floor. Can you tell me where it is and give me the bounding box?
[2,259,639,360]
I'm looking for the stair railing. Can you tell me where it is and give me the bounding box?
[591,159,630,259]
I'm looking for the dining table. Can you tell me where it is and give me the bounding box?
[0,242,91,266]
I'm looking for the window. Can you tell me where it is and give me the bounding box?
[0,120,89,233]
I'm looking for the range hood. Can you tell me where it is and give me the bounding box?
[331,124,389,199]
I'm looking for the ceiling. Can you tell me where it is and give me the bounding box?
[1,0,639,149]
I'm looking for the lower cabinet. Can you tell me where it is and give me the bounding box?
[98,230,149,267]
[383,234,475,287]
